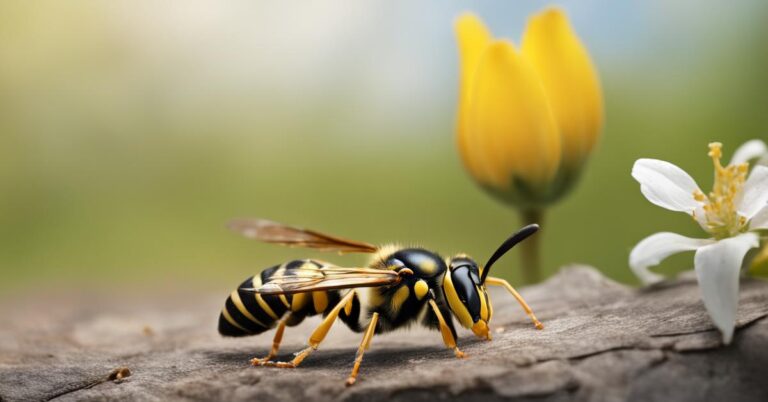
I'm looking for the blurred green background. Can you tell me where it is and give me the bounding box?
[2,1,767,293]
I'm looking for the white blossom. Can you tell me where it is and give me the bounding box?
[630,140,768,343]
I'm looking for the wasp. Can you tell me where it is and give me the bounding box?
[219,219,543,385]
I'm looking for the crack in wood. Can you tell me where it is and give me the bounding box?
[650,313,768,339]
[44,380,102,402]
[43,367,131,401]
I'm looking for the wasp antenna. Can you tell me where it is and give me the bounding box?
[480,224,540,284]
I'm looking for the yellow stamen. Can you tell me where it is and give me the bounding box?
[693,143,749,239]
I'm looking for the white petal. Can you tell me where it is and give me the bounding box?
[692,204,710,233]
[629,232,713,284]
[730,139,768,166]
[632,159,702,213]
[750,206,768,230]
[693,232,760,344]
[738,165,768,219]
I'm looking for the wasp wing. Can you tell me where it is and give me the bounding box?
[241,266,402,295]
[228,218,379,253]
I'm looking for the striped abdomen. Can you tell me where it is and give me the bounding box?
[218,259,363,337]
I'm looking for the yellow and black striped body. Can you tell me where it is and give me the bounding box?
[218,259,363,337]
[218,218,540,383]
[219,248,460,339]
[365,248,458,338]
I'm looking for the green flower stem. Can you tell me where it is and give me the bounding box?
[519,209,544,284]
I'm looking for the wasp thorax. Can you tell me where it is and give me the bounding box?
[443,255,492,340]
[385,249,447,279]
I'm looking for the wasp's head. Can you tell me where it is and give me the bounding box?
[443,255,492,340]
[443,224,540,340]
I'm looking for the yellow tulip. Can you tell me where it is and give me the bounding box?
[455,7,603,207]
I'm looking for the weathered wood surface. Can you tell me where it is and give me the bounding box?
[2,266,768,402]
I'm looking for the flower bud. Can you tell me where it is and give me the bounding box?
[455,7,603,207]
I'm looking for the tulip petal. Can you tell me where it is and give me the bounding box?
[694,232,759,344]
[750,205,768,230]
[738,165,768,220]
[455,13,493,184]
[730,139,767,166]
[632,159,703,213]
[629,232,713,284]
[466,40,561,188]
[521,7,603,168]
[455,13,492,86]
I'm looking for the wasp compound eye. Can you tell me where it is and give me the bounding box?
[451,266,482,322]
[449,256,481,284]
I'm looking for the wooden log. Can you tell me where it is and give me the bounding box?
[1,266,767,401]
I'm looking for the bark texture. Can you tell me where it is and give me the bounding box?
[2,266,768,401]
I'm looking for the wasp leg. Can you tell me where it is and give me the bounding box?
[428,300,465,359]
[345,312,379,386]
[260,290,356,369]
[484,276,543,330]
[250,319,287,365]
